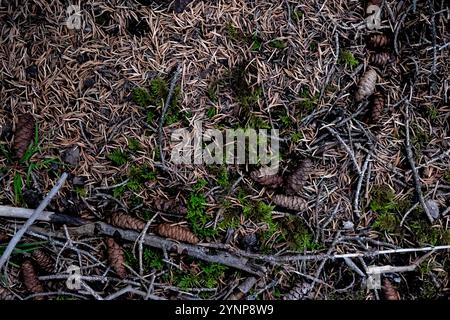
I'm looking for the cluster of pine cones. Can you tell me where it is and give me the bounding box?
[251,159,314,211]
[355,0,395,124]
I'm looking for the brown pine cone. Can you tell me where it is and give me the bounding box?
[370,92,385,123]
[355,69,378,102]
[153,197,187,215]
[250,167,283,187]
[31,249,54,273]
[156,223,199,244]
[283,282,311,300]
[0,287,15,300]
[21,260,44,300]
[105,237,127,279]
[382,279,400,300]
[0,231,9,243]
[370,52,394,66]
[367,34,390,49]
[272,194,307,211]
[286,159,313,195]
[108,212,146,231]
[13,113,35,159]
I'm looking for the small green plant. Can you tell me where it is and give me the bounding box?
[339,49,359,68]
[216,167,229,188]
[107,148,128,166]
[112,164,156,197]
[443,170,450,184]
[410,220,449,246]
[143,248,164,270]
[132,87,151,107]
[127,138,141,152]
[173,261,227,289]
[207,85,218,102]
[279,112,292,128]
[0,241,46,256]
[206,107,217,118]
[193,178,208,191]
[269,38,287,49]
[289,131,303,142]
[298,87,318,113]
[425,105,439,121]
[247,114,270,129]
[146,110,155,124]
[249,32,262,51]
[291,9,304,22]
[369,186,396,214]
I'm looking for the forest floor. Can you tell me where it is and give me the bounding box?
[0,0,449,300]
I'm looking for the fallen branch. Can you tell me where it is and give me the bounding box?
[404,103,434,223]
[0,173,68,271]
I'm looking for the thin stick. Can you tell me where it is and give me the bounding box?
[158,64,182,167]
[353,154,371,217]
[0,172,68,271]
[138,213,158,276]
[404,103,434,223]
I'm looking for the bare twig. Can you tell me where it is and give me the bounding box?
[404,103,434,223]
[0,173,68,271]
[158,64,182,167]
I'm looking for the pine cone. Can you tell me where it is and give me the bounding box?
[355,69,378,102]
[286,159,313,195]
[153,197,187,215]
[272,194,307,211]
[367,34,390,49]
[156,223,199,244]
[283,282,311,300]
[0,231,8,243]
[105,237,127,279]
[370,52,394,66]
[108,212,146,231]
[382,279,400,300]
[0,287,15,300]
[13,113,35,159]
[370,92,385,123]
[250,167,283,187]
[21,260,44,300]
[31,249,54,273]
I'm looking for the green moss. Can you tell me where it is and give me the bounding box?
[410,221,449,245]
[373,212,398,233]
[443,170,450,183]
[217,167,230,188]
[247,114,270,129]
[74,186,87,197]
[229,63,261,113]
[207,84,218,102]
[298,87,318,113]
[269,38,287,49]
[149,76,168,106]
[193,178,208,191]
[132,87,151,107]
[107,148,128,166]
[289,132,303,142]
[124,247,163,272]
[187,192,216,237]
[279,112,292,128]
[173,261,227,290]
[127,138,141,152]
[112,164,156,197]
[339,49,359,68]
[424,105,439,121]
[280,215,320,251]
